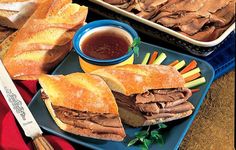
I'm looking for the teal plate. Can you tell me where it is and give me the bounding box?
[28,42,215,150]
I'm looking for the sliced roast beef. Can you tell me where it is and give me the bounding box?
[157,13,198,27]
[140,0,168,11]
[104,0,235,41]
[135,88,192,104]
[137,10,159,19]
[159,102,194,113]
[196,0,232,17]
[112,88,194,122]
[160,0,206,13]
[136,103,160,113]
[53,105,123,135]
[179,26,216,41]
[209,1,235,27]
[179,17,209,35]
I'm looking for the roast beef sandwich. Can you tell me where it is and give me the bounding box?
[39,73,126,141]
[92,64,194,127]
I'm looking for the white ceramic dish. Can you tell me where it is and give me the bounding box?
[90,0,235,48]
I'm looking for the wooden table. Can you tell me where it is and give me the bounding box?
[180,71,235,150]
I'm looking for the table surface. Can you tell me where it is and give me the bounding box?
[180,70,235,150]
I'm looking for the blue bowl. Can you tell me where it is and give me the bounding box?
[73,20,139,67]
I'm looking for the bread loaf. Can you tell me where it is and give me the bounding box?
[2,0,88,80]
[0,0,38,29]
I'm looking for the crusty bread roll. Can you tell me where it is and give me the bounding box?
[39,73,126,141]
[0,0,38,29]
[2,0,88,80]
[92,64,194,127]
[92,64,185,96]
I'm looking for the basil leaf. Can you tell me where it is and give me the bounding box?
[128,138,139,147]
[136,37,141,45]
[151,130,159,136]
[144,139,152,148]
[157,134,164,145]
[135,130,148,138]
[133,46,139,57]
[159,123,167,129]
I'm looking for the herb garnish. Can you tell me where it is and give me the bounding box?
[128,123,167,150]
[128,37,141,57]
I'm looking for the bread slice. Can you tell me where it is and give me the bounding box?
[0,0,38,29]
[39,73,126,141]
[92,64,194,127]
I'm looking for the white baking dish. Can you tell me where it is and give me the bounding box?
[89,0,235,48]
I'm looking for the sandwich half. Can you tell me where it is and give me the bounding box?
[38,73,126,141]
[92,64,194,127]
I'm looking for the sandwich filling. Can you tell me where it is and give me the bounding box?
[112,87,194,120]
[41,91,124,137]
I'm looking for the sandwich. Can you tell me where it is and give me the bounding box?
[38,73,126,141]
[92,64,194,127]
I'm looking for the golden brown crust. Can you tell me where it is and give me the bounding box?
[39,73,119,115]
[2,0,88,80]
[3,41,72,80]
[92,64,185,96]
[44,97,125,141]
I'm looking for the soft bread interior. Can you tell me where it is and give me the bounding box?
[92,70,126,94]
[43,95,125,141]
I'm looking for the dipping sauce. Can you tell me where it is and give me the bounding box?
[81,30,131,60]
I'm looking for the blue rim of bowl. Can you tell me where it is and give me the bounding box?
[73,19,138,65]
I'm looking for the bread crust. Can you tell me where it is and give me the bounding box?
[4,41,72,80]
[39,73,119,115]
[92,64,185,96]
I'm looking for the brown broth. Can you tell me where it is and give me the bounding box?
[81,30,130,60]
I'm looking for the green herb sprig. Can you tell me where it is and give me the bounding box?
[128,123,167,150]
[128,37,141,57]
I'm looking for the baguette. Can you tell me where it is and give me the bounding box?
[2,0,88,80]
[92,64,194,127]
[0,0,38,29]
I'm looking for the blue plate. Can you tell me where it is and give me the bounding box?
[28,42,214,150]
